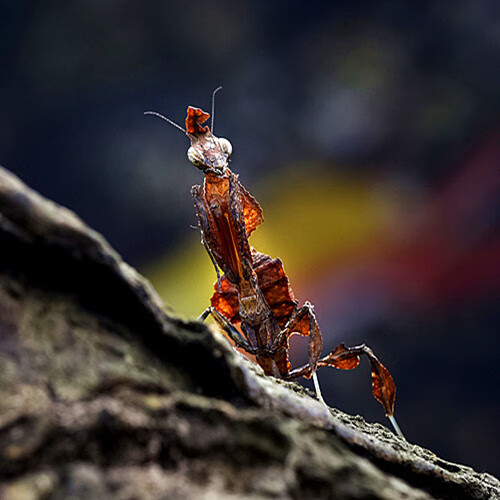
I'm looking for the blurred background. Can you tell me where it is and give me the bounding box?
[1,0,499,475]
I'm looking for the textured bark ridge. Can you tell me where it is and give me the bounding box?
[0,165,498,500]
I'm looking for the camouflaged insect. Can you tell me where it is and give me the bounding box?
[146,102,403,438]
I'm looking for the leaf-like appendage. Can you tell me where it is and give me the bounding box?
[369,357,396,417]
[320,343,396,415]
[186,106,210,135]
[239,181,264,236]
[211,276,239,323]
[321,343,361,370]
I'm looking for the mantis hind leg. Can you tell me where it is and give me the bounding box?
[287,342,405,440]
[198,306,256,354]
[199,307,281,377]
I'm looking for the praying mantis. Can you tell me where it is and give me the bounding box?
[145,91,404,438]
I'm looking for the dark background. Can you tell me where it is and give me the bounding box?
[1,1,499,475]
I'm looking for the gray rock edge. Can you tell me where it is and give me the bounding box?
[0,165,498,500]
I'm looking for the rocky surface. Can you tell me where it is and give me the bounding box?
[0,165,498,499]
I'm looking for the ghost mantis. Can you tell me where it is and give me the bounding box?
[145,91,404,438]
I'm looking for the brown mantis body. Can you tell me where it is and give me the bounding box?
[193,170,323,380]
[145,100,404,438]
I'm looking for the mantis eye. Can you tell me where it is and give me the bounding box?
[217,137,233,157]
[187,146,204,166]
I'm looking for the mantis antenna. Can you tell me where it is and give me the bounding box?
[144,111,186,134]
[211,86,223,132]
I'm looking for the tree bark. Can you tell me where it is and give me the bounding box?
[0,165,498,499]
